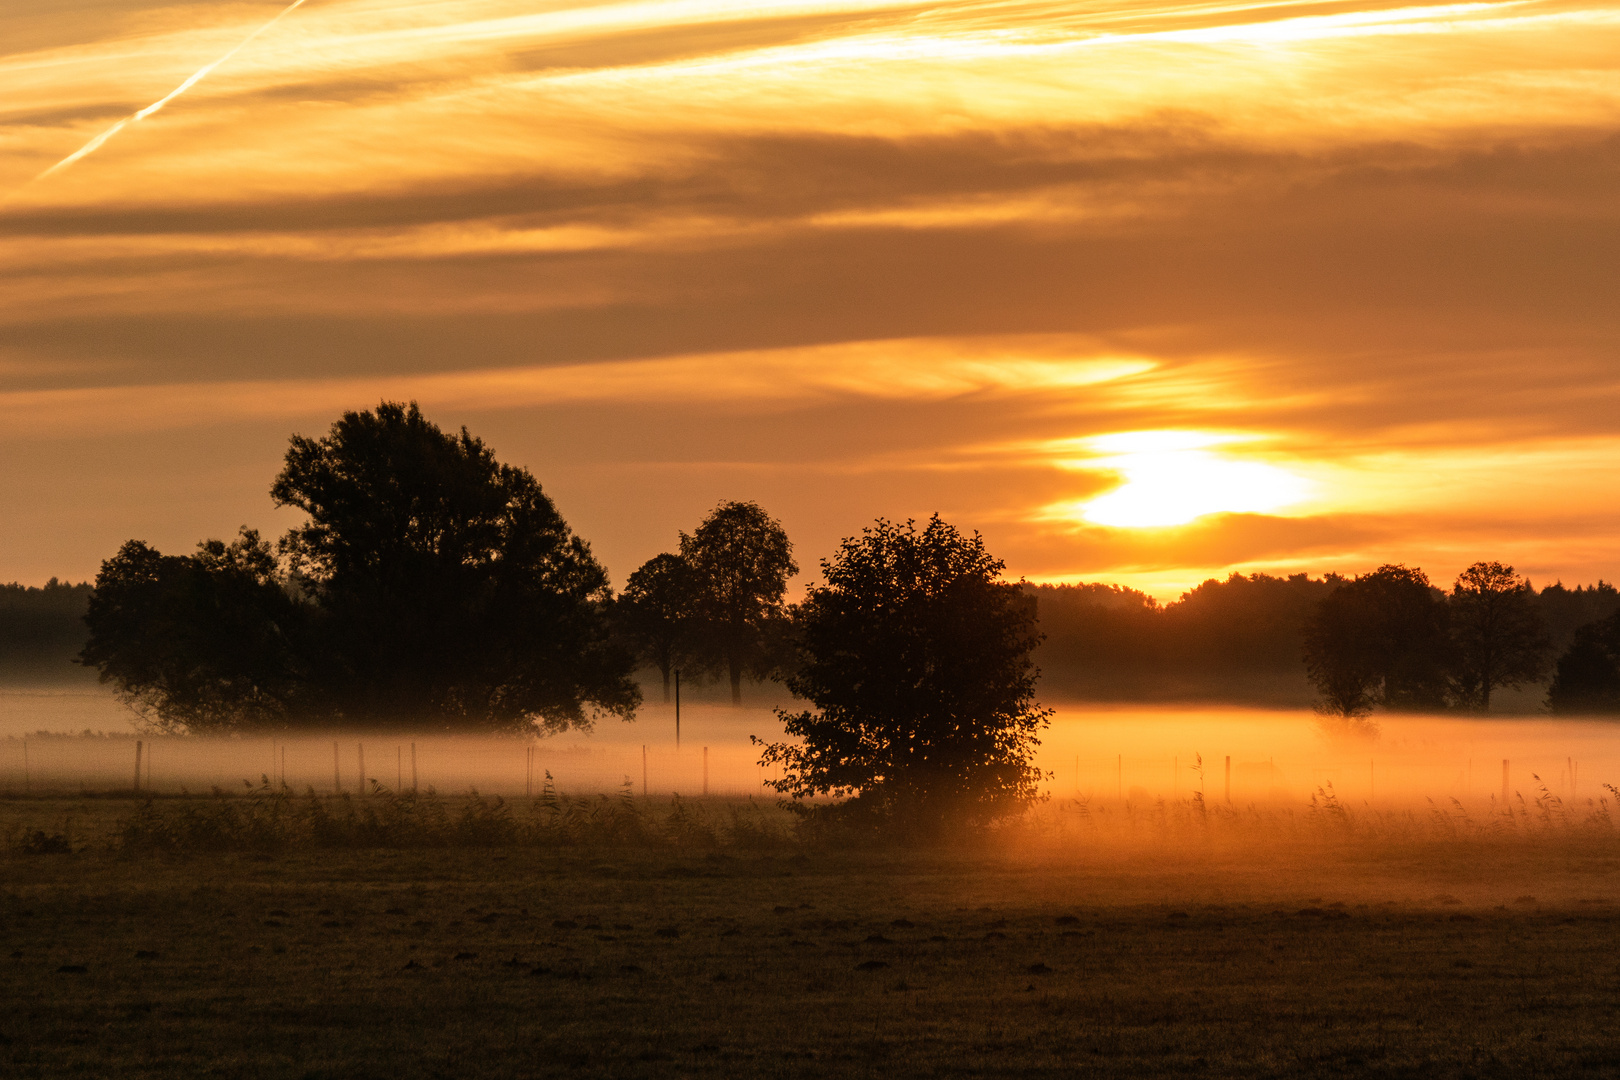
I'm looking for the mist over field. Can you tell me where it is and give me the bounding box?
[8,692,1619,818]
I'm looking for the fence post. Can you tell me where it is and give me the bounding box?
[133,740,143,794]
[333,740,341,794]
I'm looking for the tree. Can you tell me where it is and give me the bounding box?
[757,515,1050,828]
[1449,561,1550,712]
[680,501,797,705]
[1301,565,1450,719]
[615,553,696,702]
[1546,612,1620,714]
[80,529,303,732]
[82,402,639,733]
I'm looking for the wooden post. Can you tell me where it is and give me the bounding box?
[333,740,341,794]
[1502,759,1509,804]
[410,742,417,794]
[703,746,709,796]
[675,669,681,750]
[641,745,648,796]
[133,740,143,793]
[1225,755,1231,804]
[357,743,366,796]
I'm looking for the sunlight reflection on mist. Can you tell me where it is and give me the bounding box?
[5,693,1619,812]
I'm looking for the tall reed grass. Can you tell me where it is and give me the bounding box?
[97,772,795,854]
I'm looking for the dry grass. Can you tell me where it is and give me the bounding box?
[6,791,1620,1077]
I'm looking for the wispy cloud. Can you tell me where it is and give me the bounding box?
[2,0,1618,588]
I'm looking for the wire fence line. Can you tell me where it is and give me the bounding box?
[3,731,1615,809]
[0,734,788,800]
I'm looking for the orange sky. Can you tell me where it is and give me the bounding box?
[2,0,1618,598]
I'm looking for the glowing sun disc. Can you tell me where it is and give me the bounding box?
[1078,434,1310,528]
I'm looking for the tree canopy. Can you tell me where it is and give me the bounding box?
[1449,561,1549,712]
[679,501,797,705]
[1301,565,1451,719]
[81,529,303,731]
[1546,611,1620,714]
[614,552,696,702]
[757,515,1049,828]
[82,402,639,733]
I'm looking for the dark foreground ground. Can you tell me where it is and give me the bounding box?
[5,797,1620,1078]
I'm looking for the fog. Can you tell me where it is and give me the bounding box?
[4,690,1618,811]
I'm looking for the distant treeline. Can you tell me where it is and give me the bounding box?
[0,579,96,685]
[12,567,1616,711]
[1027,574,1620,709]
[6,571,1620,710]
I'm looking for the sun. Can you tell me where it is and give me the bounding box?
[1070,431,1311,528]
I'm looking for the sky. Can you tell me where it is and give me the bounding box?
[1,0,1617,600]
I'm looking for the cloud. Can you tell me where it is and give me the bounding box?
[3,0,1619,590]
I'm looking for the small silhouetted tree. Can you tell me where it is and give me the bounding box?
[1302,565,1450,719]
[81,529,303,732]
[615,553,696,702]
[1546,612,1620,714]
[757,516,1050,829]
[1449,561,1550,712]
[680,501,796,705]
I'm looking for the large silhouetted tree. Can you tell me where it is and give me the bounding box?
[680,501,796,705]
[757,515,1049,828]
[1449,561,1549,712]
[81,529,304,732]
[82,402,639,733]
[1546,611,1620,714]
[1302,565,1451,719]
[615,552,696,702]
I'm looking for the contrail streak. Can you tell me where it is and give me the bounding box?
[34,0,310,183]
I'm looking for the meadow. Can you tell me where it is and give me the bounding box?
[7,695,1620,1077]
[6,782,1620,1079]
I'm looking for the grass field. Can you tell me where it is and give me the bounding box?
[6,794,1620,1078]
